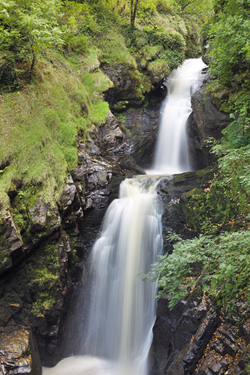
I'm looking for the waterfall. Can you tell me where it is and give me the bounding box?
[152,58,207,174]
[43,58,206,375]
[82,176,163,375]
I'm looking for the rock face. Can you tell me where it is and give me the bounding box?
[150,294,219,375]
[188,86,232,169]
[151,292,250,375]
[102,64,140,107]
[156,167,214,251]
[123,105,161,169]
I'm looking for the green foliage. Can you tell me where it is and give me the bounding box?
[0,0,64,81]
[156,0,174,14]
[178,145,250,235]
[203,0,250,143]
[148,230,250,311]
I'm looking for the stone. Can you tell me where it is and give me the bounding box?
[60,178,77,211]
[93,112,124,155]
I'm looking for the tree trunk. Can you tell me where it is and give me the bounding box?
[29,49,35,82]
[130,0,139,27]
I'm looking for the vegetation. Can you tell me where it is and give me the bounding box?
[148,230,250,312]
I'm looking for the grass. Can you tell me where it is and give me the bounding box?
[0,51,111,215]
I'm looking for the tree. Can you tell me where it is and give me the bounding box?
[207,0,250,86]
[0,0,64,81]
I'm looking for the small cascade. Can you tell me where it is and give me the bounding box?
[43,58,206,375]
[151,58,207,174]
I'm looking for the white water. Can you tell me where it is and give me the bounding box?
[82,176,163,375]
[44,176,163,375]
[151,58,207,174]
[43,58,206,375]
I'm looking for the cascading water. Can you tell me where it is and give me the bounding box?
[152,58,207,174]
[43,176,163,375]
[43,58,206,375]
[82,176,163,375]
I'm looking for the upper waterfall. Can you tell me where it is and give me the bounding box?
[151,58,207,175]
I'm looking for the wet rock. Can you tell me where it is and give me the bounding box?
[119,155,146,175]
[150,293,220,375]
[194,318,248,375]
[0,329,41,375]
[123,104,161,169]
[188,86,232,169]
[0,226,80,367]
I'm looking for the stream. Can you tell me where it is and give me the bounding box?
[43,57,206,375]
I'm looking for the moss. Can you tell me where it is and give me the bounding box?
[183,188,204,197]
[147,59,171,79]
[32,291,56,316]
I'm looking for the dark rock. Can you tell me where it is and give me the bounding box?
[188,86,232,169]
[102,64,139,107]
[156,167,214,251]
[119,155,146,174]
[123,104,161,169]
[150,294,220,375]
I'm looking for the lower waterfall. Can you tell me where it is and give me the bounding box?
[43,58,206,375]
